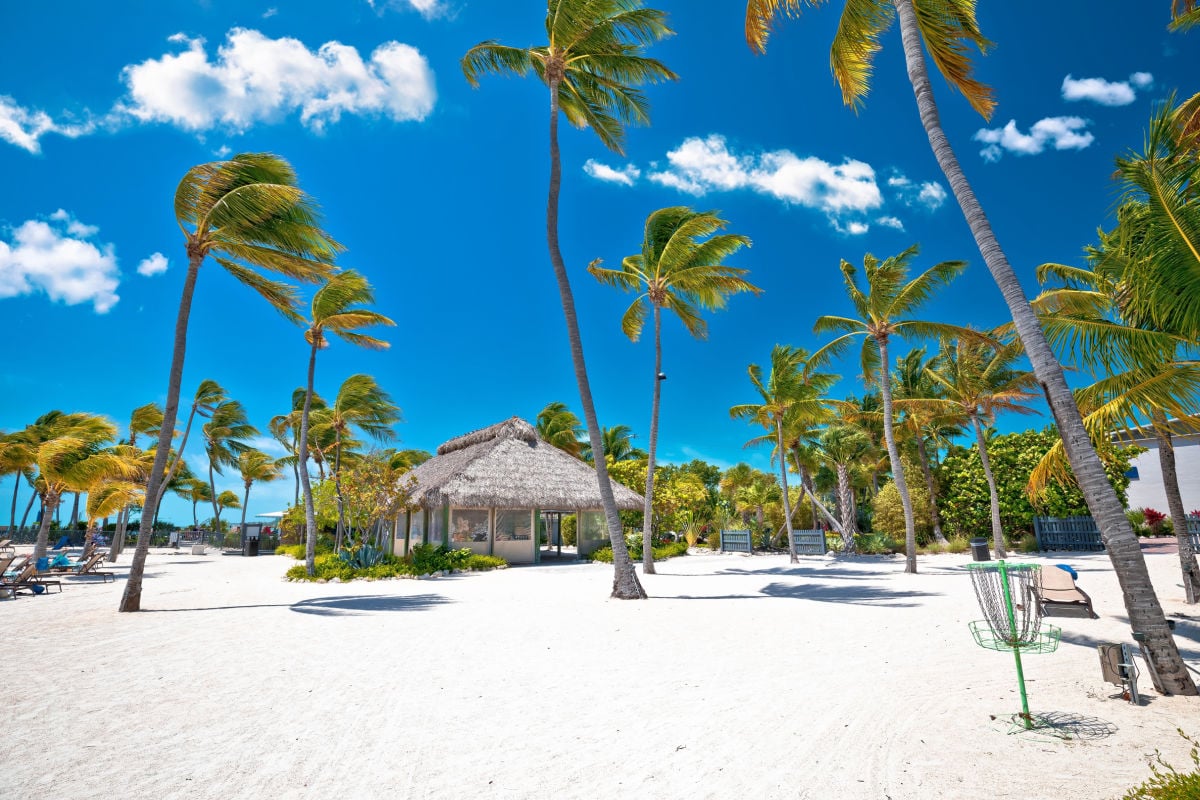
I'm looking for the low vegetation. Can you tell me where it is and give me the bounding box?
[1122,730,1200,799]
[282,543,505,581]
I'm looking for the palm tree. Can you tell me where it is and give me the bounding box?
[28,413,131,562]
[0,430,35,536]
[590,206,757,573]
[184,478,213,530]
[536,402,586,458]
[926,336,1039,558]
[581,425,644,464]
[812,246,968,573]
[236,449,282,550]
[462,0,676,600]
[745,0,1196,694]
[733,472,781,534]
[155,380,226,509]
[297,271,395,576]
[731,345,829,562]
[122,154,341,613]
[816,425,874,550]
[891,348,950,544]
[201,398,258,545]
[108,403,162,562]
[312,374,400,548]
[271,388,328,507]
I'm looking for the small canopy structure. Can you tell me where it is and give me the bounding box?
[396,417,643,563]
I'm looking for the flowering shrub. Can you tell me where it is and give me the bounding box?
[1144,508,1167,535]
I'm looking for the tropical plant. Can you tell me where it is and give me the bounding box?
[0,429,36,536]
[271,387,328,507]
[123,153,341,613]
[812,245,968,573]
[580,425,645,463]
[743,0,1196,693]
[890,347,951,544]
[184,477,213,530]
[297,271,395,577]
[236,449,282,548]
[202,398,258,548]
[462,0,676,600]
[536,402,585,458]
[816,424,874,550]
[590,205,757,573]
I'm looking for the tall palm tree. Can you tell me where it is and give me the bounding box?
[108,403,162,561]
[731,345,828,562]
[816,424,874,550]
[590,206,757,573]
[297,271,395,576]
[812,246,968,573]
[122,154,341,613]
[581,425,644,463]
[0,430,35,536]
[890,348,949,544]
[154,380,226,509]
[926,336,1039,558]
[202,398,258,545]
[745,0,1196,694]
[184,478,213,530]
[463,0,676,599]
[235,449,282,550]
[536,402,586,458]
[271,388,328,507]
[312,374,400,548]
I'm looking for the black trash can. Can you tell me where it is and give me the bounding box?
[243,537,259,557]
[969,537,991,562]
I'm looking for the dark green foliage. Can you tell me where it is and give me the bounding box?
[853,532,902,555]
[285,543,506,581]
[935,427,1137,539]
[590,541,689,563]
[872,466,933,544]
[338,544,385,569]
[560,514,577,546]
[1123,730,1200,799]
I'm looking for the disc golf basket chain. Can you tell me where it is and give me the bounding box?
[967,561,1061,730]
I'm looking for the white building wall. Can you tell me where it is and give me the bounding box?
[1123,434,1200,513]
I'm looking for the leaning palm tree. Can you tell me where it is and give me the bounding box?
[311,374,400,548]
[184,478,213,530]
[107,403,163,561]
[815,424,874,550]
[236,449,282,550]
[463,0,676,599]
[890,348,950,544]
[0,430,35,536]
[812,246,968,573]
[202,398,258,549]
[155,380,227,510]
[122,154,342,613]
[926,336,1039,559]
[591,206,757,573]
[536,402,586,458]
[271,388,328,507]
[297,271,395,576]
[745,0,1196,694]
[584,425,645,464]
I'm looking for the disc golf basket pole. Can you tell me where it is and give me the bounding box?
[967,560,1061,730]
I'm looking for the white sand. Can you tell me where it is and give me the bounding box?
[2,546,1197,799]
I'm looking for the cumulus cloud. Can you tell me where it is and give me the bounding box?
[876,216,905,231]
[583,159,641,186]
[887,174,947,210]
[118,28,436,133]
[136,252,169,276]
[366,0,446,19]
[1061,72,1153,106]
[0,96,95,154]
[974,117,1094,162]
[646,135,882,231]
[0,210,120,313]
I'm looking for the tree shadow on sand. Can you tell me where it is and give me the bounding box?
[655,582,936,608]
[144,593,451,615]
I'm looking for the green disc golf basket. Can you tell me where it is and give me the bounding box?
[967,561,1061,730]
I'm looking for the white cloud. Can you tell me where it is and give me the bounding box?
[367,0,446,19]
[1061,72,1153,106]
[247,435,289,457]
[916,181,947,210]
[136,252,168,276]
[583,159,641,186]
[888,173,947,210]
[1130,72,1153,88]
[876,216,905,231]
[974,116,1093,162]
[647,135,883,230]
[0,210,120,313]
[119,28,436,133]
[262,7,278,18]
[214,145,231,157]
[0,96,95,154]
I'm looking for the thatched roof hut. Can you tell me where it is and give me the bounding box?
[404,416,644,511]
[393,417,643,564]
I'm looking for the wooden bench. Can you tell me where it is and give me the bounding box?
[719,530,752,553]
[1186,518,1200,551]
[1033,516,1105,552]
[792,530,827,556]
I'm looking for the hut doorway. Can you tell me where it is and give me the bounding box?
[539,511,576,560]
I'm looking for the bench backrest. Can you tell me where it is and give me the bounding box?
[719,530,752,553]
[1033,516,1105,552]
[792,530,827,555]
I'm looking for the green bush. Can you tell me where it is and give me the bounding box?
[1016,533,1039,553]
[467,554,507,570]
[1122,730,1200,799]
[590,541,688,563]
[872,468,933,545]
[285,544,506,581]
[853,532,902,555]
[945,537,969,555]
[559,515,577,546]
[274,538,335,560]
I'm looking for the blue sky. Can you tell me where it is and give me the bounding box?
[0,1,1194,526]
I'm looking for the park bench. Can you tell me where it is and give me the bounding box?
[1033,516,1104,552]
[719,530,752,553]
[791,530,827,556]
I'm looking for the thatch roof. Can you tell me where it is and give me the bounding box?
[403,417,644,510]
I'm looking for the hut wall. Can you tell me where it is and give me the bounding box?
[493,509,534,563]
[577,511,607,557]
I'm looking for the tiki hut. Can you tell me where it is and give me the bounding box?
[394,417,644,563]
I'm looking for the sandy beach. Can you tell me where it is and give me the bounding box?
[3,546,1198,799]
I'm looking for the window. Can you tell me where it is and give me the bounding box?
[396,512,409,540]
[428,507,445,546]
[410,510,426,546]
[1125,467,1140,480]
[450,509,490,544]
[495,509,532,541]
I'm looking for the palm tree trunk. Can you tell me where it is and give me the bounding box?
[877,336,918,572]
[1151,412,1200,604]
[793,449,842,533]
[207,456,222,545]
[19,489,36,534]
[546,73,643,598]
[240,480,252,553]
[68,492,80,533]
[9,474,20,535]
[776,421,797,562]
[837,464,856,552]
[121,248,202,612]
[971,415,1006,558]
[108,506,127,562]
[300,341,320,576]
[334,430,346,551]
[641,305,663,574]
[155,401,199,508]
[33,489,60,562]
[893,0,1194,693]
[916,435,947,543]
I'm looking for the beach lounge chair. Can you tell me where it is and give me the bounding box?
[0,538,14,556]
[3,554,29,578]
[1,563,62,595]
[1035,565,1098,619]
[60,552,114,583]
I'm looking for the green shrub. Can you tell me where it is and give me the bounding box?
[853,532,902,555]
[1122,730,1200,799]
[467,554,507,570]
[872,470,933,545]
[286,544,507,581]
[945,537,969,555]
[590,541,688,563]
[276,544,306,559]
[1016,534,1039,554]
[560,515,577,546]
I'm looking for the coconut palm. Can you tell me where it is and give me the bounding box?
[745,0,1195,694]
[184,478,213,530]
[536,402,586,458]
[1173,1,1200,29]
[733,472,781,534]
[891,348,952,544]
[812,246,968,573]
[731,345,831,562]
[236,449,282,549]
[590,206,757,573]
[122,154,341,613]
[925,336,1039,559]
[815,425,874,550]
[0,430,35,535]
[297,271,395,576]
[107,403,163,561]
[155,380,226,509]
[201,398,258,545]
[271,388,328,507]
[462,0,676,599]
[311,374,400,548]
